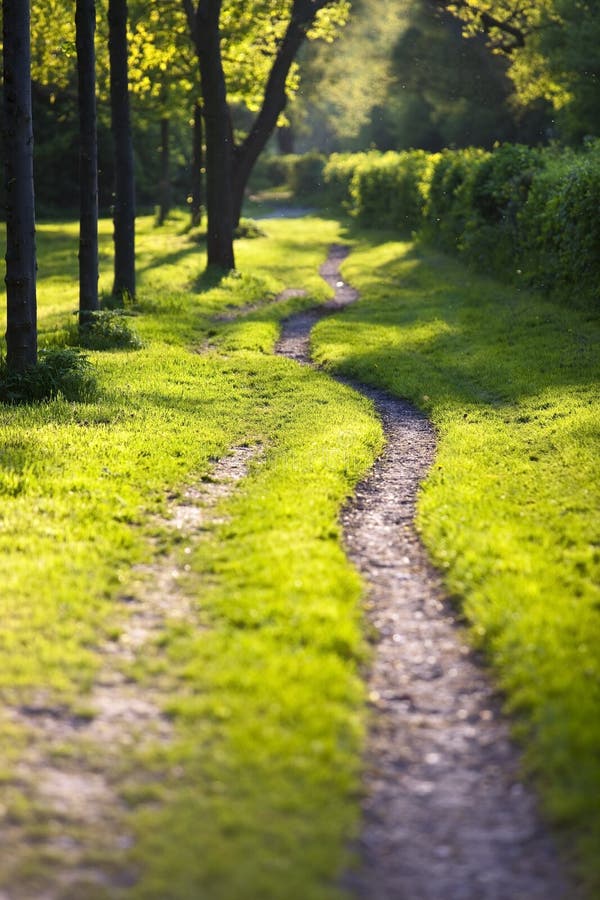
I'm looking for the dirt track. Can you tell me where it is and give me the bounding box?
[276,245,573,900]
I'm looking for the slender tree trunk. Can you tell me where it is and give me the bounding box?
[3,0,37,372]
[157,115,171,225]
[186,0,234,270]
[277,125,294,154]
[190,100,203,228]
[76,0,100,325]
[108,0,135,299]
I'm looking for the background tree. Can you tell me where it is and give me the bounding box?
[108,0,136,299]
[76,0,100,323]
[182,0,349,270]
[438,0,600,141]
[290,0,550,153]
[3,0,37,371]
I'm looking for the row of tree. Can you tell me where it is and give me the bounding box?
[2,0,349,374]
[5,1,597,376]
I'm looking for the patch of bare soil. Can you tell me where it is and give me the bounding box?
[0,445,261,899]
[276,246,575,900]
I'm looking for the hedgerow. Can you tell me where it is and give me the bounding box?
[320,141,600,304]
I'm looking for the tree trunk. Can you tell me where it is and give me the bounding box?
[183,0,235,271]
[108,0,135,300]
[157,115,171,225]
[3,0,37,372]
[190,100,203,228]
[189,0,234,270]
[184,0,329,264]
[277,125,294,154]
[76,0,100,325]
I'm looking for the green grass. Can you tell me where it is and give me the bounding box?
[312,234,600,893]
[0,212,382,897]
[2,210,599,896]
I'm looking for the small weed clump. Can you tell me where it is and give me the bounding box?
[234,218,266,239]
[71,309,143,351]
[0,348,97,404]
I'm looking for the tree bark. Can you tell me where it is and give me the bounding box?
[183,0,331,268]
[190,0,235,270]
[3,0,37,372]
[108,0,136,299]
[277,125,294,155]
[190,100,204,228]
[76,0,100,325]
[157,115,171,225]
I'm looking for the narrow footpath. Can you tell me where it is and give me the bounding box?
[276,245,573,900]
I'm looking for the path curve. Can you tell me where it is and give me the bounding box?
[276,246,573,900]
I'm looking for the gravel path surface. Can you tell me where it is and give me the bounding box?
[276,245,574,900]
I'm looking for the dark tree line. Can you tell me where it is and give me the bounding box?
[2,0,136,373]
[3,0,37,371]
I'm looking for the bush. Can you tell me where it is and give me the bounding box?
[519,143,600,302]
[69,310,143,351]
[323,142,600,305]
[0,348,98,405]
[423,148,489,251]
[349,150,431,234]
[248,155,294,191]
[458,143,545,271]
[322,152,374,209]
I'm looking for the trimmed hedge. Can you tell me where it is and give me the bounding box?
[319,142,600,304]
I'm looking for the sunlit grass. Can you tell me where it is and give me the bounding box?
[313,234,600,892]
[0,212,382,897]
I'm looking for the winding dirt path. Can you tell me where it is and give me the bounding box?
[276,246,573,900]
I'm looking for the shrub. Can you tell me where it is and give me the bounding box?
[287,152,326,199]
[69,310,143,351]
[322,152,374,209]
[248,155,294,191]
[423,148,489,251]
[0,348,98,405]
[350,150,431,234]
[459,143,545,272]
[520,143,600,302]
[235,218,267,240]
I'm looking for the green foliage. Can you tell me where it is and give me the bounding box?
[444,0,600,142]
[286,151,327,198]
[421,147,489,250]
[67,310,144,351]
[234,218,267,239]
[329,142,600,303]
[322,151,372,208]
[519,141,600,300]
[458,143,545,269]
[349,150,431,234]
[313,234,600,892]
[248,152,327,202]
[0,348,98,405]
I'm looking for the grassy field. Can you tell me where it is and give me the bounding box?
[0,211,598,895]
[0,213,383,898]
[312,232,600,893]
